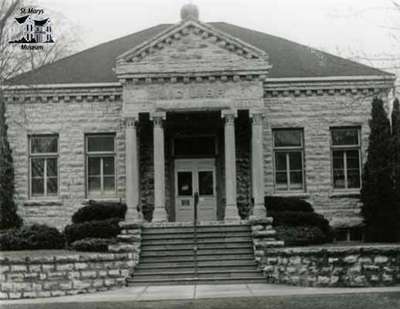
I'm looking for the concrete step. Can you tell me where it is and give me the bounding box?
[139,259,257,268]
[127,276,266,286]
[135,264,257,272]
[140,247,253,257]
[132,269,262,280]
[142,231,251,240]
[141,242,252,251]
[140,252,254,261]
[142,225,250,235]
[141,237,252,245]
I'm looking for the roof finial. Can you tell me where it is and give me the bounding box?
[180,2,199,20]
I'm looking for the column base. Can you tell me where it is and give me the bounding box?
[250,203,266,219]
[224,204,240,221]
[152,207,168,222]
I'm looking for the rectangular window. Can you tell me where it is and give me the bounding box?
[331,127,361,189]
[273,129,304,191]
[86,134,116,197]
[29,135,58,197]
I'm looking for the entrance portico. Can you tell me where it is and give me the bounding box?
[117,10,271,223]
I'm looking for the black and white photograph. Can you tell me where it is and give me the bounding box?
[0,1,400,308]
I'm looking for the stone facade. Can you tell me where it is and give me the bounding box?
[261,244,400,287]
[0,252,135,299]
[5,89,125,228]
[3,10,395,229]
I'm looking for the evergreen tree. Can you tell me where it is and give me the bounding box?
[0,92,22,229]
[391,98,400,240]
[361,97,396,242]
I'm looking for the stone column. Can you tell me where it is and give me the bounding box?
[250,110,267,219]
[125,116,141,222]
[222,110,240,221]
[151,112,167,222]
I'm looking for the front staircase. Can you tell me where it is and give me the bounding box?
[127,223,266,285]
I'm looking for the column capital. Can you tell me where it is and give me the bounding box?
[250,109,264,125]
[150,111,166,128]
[221,109,237,125]
[125,116,138,128]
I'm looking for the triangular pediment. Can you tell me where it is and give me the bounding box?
[116,20,271,78]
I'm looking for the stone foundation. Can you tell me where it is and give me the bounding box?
[261,244,400,287]
[0,251,135,299]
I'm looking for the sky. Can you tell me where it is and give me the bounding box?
[37,0,400,74]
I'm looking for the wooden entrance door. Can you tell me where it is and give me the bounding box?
[175,159,217,222]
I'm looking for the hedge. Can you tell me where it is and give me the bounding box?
[265,196,314,213]
[64,218,121,245]
[270,211,332,237]
[70,237,116,252]
[72,200,126,224]
[0,224,65,250]
[274,225,329,246]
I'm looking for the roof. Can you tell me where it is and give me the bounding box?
[7,22,392,85]
[34,18,49,26]
[15,15,29,24]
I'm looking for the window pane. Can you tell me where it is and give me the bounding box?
[103,157,115,175]
[177,172,192,196]
[47,177,58,194]
[275,171,287,186]
[31,135,58,153]
[289,152,302,170]
[274,130,302,147]
[87,135,114,152]
[290,171,303,189]
[31,158,44,177]
[32,178,44,195]
[88,176,101,193]
[88,157,101,176]
[332,151,344,169]
[275,152,287,171]
[333,170,345,188]
[198,171,213,195]
[47,158,57,177]
[347,169,360,188]
[103,176,115,193]
[332,128,359,145]
[346,150,360,169]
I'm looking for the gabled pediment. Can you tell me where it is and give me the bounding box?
[116,19,271,79]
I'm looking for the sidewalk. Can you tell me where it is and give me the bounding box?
[2,283,400,305]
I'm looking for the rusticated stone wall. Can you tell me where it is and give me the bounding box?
[263,92,378,228]
[0,251,134,299]
[5,92,125,229]
[261,245,400,287]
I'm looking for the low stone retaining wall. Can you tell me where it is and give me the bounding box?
[262,244,400,287]
[0,251,135,299]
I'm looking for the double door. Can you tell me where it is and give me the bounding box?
[175,159,217,222]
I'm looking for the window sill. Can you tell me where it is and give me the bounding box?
[329,190,360,198]
[271,192,310,199]
[24,199,63,206]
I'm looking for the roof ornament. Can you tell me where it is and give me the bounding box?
[180,2,199,20]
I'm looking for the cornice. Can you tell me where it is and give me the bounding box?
[263,76,395,98]
[3,84,122,103]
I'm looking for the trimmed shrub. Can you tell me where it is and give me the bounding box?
[72,200,126,224]
[265,196,313,213]
[270,211,332,237]
[70,237,117,252]
[274,225,328,246]
[0,224,65,250]
[265,196,333,245]
[64,218,121,245]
